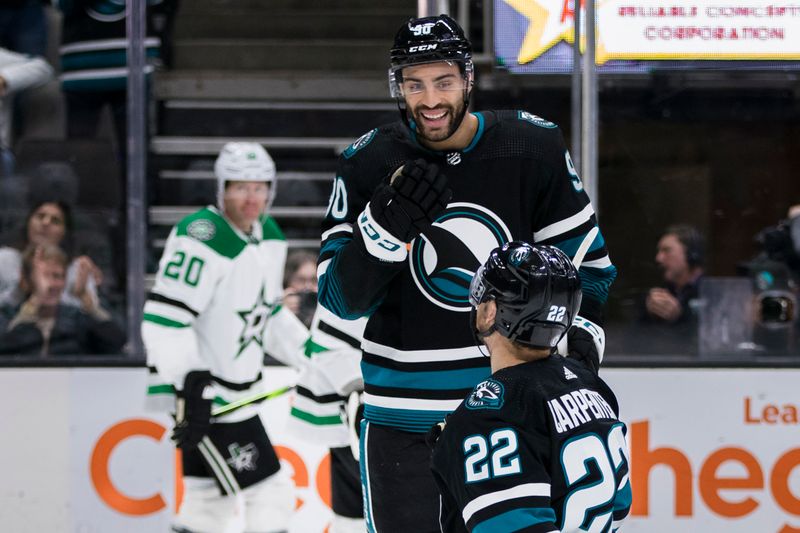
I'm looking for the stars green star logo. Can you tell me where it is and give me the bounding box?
[235,285,273,358]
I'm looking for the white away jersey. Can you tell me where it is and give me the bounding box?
[142,206,307,414]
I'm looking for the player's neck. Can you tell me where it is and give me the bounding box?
[489,343,550,373]
[420,112,478,152]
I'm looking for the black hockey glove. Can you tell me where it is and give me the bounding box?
[566,316,605,375]
[369,159,452,243]
[172,370,213,450]
[425,419,448,450]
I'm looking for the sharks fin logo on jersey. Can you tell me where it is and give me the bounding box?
[343,129,377,159]
[466,379,505,410]
[410,203,512,312]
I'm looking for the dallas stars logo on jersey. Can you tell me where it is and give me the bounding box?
[226,442,260,472]
[235,284,274,358]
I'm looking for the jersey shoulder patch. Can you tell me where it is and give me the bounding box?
[465,378,506,410]
[342,128,378,159]
[260,215,286,242]
[516,110,558,129]
[175,207,246,259]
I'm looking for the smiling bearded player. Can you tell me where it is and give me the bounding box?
[316,14,617,533]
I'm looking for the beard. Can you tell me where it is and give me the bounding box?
[410,98,467,143]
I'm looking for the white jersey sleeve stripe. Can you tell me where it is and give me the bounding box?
[534,203,595,242]
[581,256,613,269]
[462,483,552,524]
[321,223,353,241]
[363,393,463,412]
[361,339,485,363]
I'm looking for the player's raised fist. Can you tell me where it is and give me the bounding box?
[368,159,452,244]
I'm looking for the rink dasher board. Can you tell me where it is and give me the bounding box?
[0,367,797,533]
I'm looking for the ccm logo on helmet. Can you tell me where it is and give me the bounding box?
[409,44,438,52]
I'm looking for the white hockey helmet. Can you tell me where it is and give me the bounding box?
[214,141,277,211]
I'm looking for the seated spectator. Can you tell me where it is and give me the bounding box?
[627,224,706,355]
[283,249,318,327]
[0,198,103,308]
[643,224,706,324]
[0,244,124,356]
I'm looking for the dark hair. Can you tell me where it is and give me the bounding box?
[665,224,705,268]
[283,249,318,289]
[12,199,74,256]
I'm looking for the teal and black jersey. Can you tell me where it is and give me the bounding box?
[317,111,617,432]
[431,356,632,533]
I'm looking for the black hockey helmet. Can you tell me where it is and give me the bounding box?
[388,14,473,99]
[469,242,582,349]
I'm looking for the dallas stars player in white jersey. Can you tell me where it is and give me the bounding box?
[142,142,308,533]
[431,243,631,532]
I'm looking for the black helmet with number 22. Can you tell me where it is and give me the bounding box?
[469,242,583,350]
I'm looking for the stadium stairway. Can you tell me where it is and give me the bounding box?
[148,0,415,279]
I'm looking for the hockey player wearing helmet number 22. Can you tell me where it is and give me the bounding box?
[430,242,631,532]
[316,14,616,533]
[142,142,309,533]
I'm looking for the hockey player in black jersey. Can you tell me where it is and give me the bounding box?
[316,14,616,532]
[430,242,631,532]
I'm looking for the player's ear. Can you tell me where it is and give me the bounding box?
[477,300,496,330]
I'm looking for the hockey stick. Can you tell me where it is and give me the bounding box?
[570,226,599,269]
[211,384,295,417]
[556,226,600,356]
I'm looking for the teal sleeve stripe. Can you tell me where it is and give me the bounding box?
[614,479,633,512]
[290,407,344,426]
[553,229,606,258]
[471,507,557,533]
[62,48,160,71]
[363,405,451,433]
[579,265,618,303]
[319,237,349,258]
[143,313,190,328]
[318,254,369,320]
[362,362,490,390]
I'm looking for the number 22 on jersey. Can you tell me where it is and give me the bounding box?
[463,428,521,483]
[561,423,630,532]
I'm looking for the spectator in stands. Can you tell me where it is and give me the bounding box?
[283,249,318,327]
[0,45,53,176]
[643,224,706,324]
[0,243,124,356]
[0,198,103,309]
